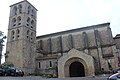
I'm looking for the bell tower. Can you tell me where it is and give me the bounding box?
[6,0,37,74]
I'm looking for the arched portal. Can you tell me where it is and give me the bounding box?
[69,61,85,77]
[58,49,95,78]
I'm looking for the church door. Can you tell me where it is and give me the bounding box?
[69,61,85,77]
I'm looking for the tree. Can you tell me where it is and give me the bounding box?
[0,31,6,64]
[0,61,14,69]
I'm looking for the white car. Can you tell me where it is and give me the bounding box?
[108,72,120,80]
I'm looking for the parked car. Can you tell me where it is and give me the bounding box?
[0,68,5,76]
[113,69,120,74]
[5,67,24,77]
[15,69,24,77]
[107,72,120,80]
[5,67,16,76]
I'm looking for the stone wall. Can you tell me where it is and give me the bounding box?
[36,23,117,76]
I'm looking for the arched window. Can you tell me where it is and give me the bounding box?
[27,30,29,35]
[31,20,34,28]
[31,32,33,36]
[11,30,15,35]
[26,30,29,39]
[27,17,30,26]
[31,32,33,41]
[12,18,16,27]
[38,62,41,68]
[11,30,15,40]
[17,16,21,22]
[31,20,34,25]
[18,4,22,13]
[16,29,20,38]
[17,16,21,26]
[28,6,31,14]
[16,29,20,34]
[27,17,30,23]
[49,61,52,67]
[31,9,34,16]
[13,6,17,15]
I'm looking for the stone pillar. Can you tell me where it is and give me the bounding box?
[97,48,104,70]
[68,34,74,49]
[47,38,52,53]
[59,36,63,56]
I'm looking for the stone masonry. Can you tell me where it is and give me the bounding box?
[6,0,119,78]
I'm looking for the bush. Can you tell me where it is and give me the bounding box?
[0,61,14,69]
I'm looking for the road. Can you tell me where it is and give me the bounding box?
[0,77,108,80]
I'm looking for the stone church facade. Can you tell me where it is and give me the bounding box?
[6,0,119,78]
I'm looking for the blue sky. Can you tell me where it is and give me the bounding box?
[0,0,120,63]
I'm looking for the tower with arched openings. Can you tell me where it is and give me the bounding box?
[6,0,37,74]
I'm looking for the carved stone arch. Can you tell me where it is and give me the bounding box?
[58,49,95,78]
[64,57,87,77]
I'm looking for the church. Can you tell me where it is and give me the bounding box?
[6,0,120,78]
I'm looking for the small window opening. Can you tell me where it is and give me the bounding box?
[18,23,21,25]
[49,61,52,67]
[12,36,14,39]
[38,62,41,68]
[17,35,19,38]
[13,24,16,26]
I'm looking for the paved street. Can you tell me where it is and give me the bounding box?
[0,77,108,80]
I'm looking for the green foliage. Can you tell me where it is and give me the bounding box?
[0,31,6,48]
[0,61,14,69]
[47,67,55,70]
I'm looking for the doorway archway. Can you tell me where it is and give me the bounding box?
[58,49,95,78]
[69,61,85,77]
